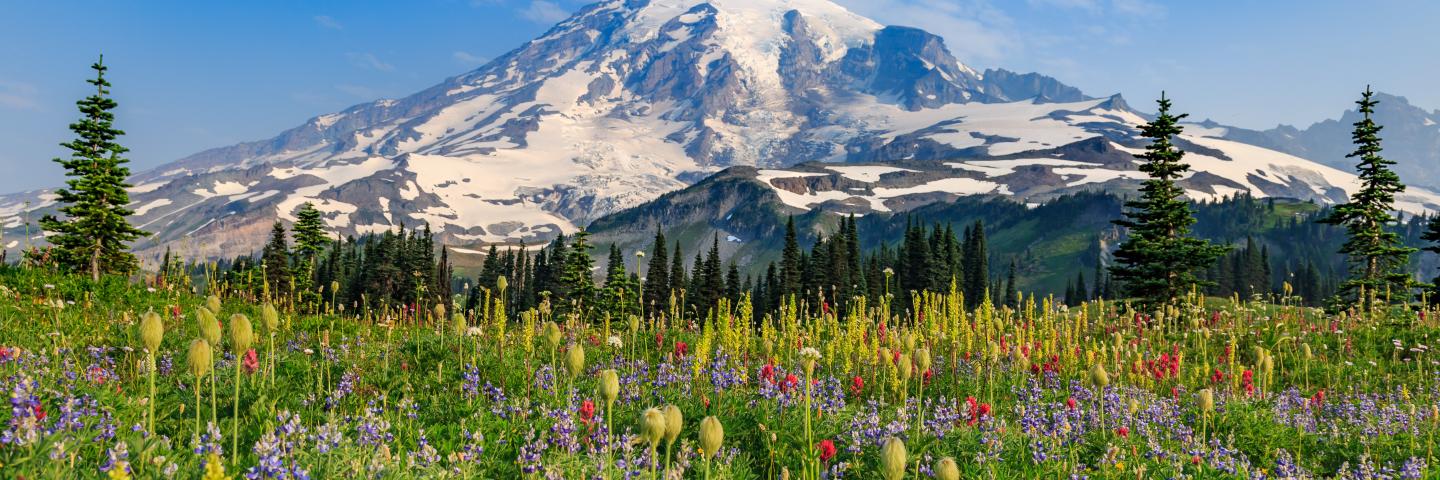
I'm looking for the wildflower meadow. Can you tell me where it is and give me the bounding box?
[0,265,1436,479]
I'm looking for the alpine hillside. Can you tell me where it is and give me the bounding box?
[2,0,1437,263]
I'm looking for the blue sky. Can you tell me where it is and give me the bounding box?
[0,0,1435,193]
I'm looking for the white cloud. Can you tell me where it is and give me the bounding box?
[313,15,343,30]
[835,0,1017,64]
[1111,0,1165,18]
[453,51,488,66]
[519,0,570,24]
[345,52,394,72]
[0,80,40,110]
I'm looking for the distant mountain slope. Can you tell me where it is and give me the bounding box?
[2,0,1436,264]
[1222,92,1440,189]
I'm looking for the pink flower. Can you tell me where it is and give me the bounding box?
[242,349,259,374]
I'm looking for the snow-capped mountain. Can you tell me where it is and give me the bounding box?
[1,0,1435,261]
[1221,92,1440,190]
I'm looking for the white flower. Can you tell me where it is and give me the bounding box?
[303,349,315,355]
[799,347,821,361]
[146,287,157,293]
[607,336,623,349]
[43,284,55,290]
[466,326,484,337]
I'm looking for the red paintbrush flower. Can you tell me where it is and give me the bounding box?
[242,349,259,374]
[579,399,596,424]
[817,439,836,463]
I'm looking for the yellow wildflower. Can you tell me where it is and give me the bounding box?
[202,453,228,480]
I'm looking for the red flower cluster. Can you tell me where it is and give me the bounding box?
[1116,426,1130,438]
[674,341,688,357]
[850,375,864,396]
[965,396,991,426]
[817,439,836,463]
[242,349,259,374]
[1241,369,1255,396]
[1144,351,1180,380]
[579,399,596,424]
[761,362,776,384]
[1309,389,1325,408]
[782,374,799,392]
[1209,368,1226,384]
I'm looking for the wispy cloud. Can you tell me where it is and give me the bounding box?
[0,80,40,111]
[336,84,383,99]
[313,15,343,30]
[1027,0,1163,17]
[345,52,394,72]
[453,51,488,67]
[519,0,570,24]
[837,0,1017,64]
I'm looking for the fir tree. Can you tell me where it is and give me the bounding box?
[39,56,148,280]
[670,242,687,300]
[1003,259,1019,308]
[780,217,802,296]
[261,221,290,297]
[1424,217,1440,302]
[1319,87,1417,305]
[643,229,671,311]
[963,220,989,307]
[1110,93,1228,305]
[560,231,597,312]
[292,203,329,262]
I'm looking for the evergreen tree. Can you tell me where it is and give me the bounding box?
[643,229,671,311]
[1319,87,1417,305]
[605,244,627,287]
[725,263,742,301]
[261,221,290,296]
[1004,259,1019,308]
[670,242,687,300]
[560,231,597,312]
[1110,93,1228,305]
[780,217,802,296]
[963,220,989,307]
[1424,217,1440,302]
[39,56,148,280]
[292,203,329,262]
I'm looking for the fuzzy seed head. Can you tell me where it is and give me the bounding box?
[699,416,724,458]
[599,369,620,405]
[935,457,959,480]
[140,310,164,353]
[197,308,221,346]
[261,303,279,331]
[566,344,586,378]
[1198,388,1215,413]
[640,408,667,450]
[1090,363,1110,388]
[880,437,907,480]
[228,314,254,353]
[663,404,683,446]
[188,339,213,378]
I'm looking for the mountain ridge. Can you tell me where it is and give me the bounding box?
[1,0,1435,263]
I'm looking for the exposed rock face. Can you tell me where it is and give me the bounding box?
[2,0,1435,263]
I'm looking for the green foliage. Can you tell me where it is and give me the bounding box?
[37,56,148,281]
[1319,87,1419,306]
[1110,93,1229,305]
